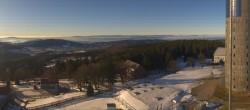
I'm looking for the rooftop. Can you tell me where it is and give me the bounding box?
[214,47,225,56]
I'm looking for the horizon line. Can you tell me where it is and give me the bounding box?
[0,34,225,38]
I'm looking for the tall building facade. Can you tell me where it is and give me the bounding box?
[225,0,250,92]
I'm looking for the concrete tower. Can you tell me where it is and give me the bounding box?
[225,0,250,92]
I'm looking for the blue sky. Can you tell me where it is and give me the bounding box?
[0,0,226,38]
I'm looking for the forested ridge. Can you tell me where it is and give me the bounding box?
[113,40,224,70]
[0,40,224,89]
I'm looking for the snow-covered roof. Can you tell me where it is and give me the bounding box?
[214,47,225,56]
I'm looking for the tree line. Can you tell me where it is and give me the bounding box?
[113,40,224,70]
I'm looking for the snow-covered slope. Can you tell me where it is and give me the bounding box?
[155,67,213,90]
[56,98,126,110]
[51,66,222,110]
[117,66,222,109]
[118,90,149,110]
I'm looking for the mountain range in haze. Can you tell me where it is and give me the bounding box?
[0,35,225,43]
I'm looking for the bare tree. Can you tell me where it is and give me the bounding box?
[168,59,178,72]
[116,61,127,85]
[187,57,195,68]
[74,64,88,91]
[0,68,11,87]
[198,53,206,68]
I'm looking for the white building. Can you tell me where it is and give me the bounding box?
[213,47,226,63]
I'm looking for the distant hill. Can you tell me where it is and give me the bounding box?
[18,39,85,48]
[93,39,164,53]
[0,37,37,43]
[0,42,21,49]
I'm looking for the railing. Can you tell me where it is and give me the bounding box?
[27,95,87,110]
[29,95,52,100]
[27,89,111,110]
[114,96,136,110]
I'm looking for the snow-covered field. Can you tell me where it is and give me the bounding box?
[155,67,213,90]
[13,85,41,96]
[116,66,222,109]
[50,90,127,110]
[27,92,85,108]
[47,66,222,110]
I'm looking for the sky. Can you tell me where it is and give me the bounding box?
[0,0,226,38]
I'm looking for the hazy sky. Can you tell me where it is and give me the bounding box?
[0,0,225,38]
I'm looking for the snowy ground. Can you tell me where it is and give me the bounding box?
[55,98,126,110]
[117,90,149,110]
[12,85,46,98]
[0,82,5,86]
[27,92,85,108]
[24,65,222,110]
[117,66,222,109]
[50,90,127,110]
[155,67,214,90]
